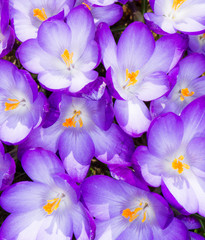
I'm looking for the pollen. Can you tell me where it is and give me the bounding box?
[172,155,190,174]
[82,2,91,10]
[124,69,139,88]
[33,8,48,21]
[172,0,187,10]
[61,49,74,68]
[43,198,61,215]
[63,110,83,128]
[122,202,148,223]
[180,88,194,101]
[5,98,20,111]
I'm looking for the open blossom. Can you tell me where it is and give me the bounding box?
[133,97,205,216]
[0,141,15,191]
[18,6,99,92]
[0,60,46,144]
[0,148,95,240]
[0,0,15,58]
[151,53,205,117]
[189,34,205,55]
[146,0,205,35]
[75,0,123,27]
[82,175,189,240]
[9,0,74,42]
[97,21,187,136]
[18,93,134,182]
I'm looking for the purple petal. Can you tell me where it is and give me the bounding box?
[136,71,169,101]
[59,129,95,182]
[177,215,201,230]
[147,113,184,157]
[66,5,95,59]
[1,181,49,213]
[38,20,71,57]
[96,22,118,70]
[21,148,65,184]
[92,4,123,27]
[117,21,155,70]
[114,98,151,137]
[181,96,205,143]
[90,124,134,165]
[190,232,205,240]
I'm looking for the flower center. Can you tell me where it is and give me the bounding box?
[33,8,48,21]
[180,88,194,101]
[62,110,83,128]
[172,155,190,174]
[61,49,74,68]
[122,202,148,223]
[43,198,61,215]
[172,0,187,10]
[82,2,91,10]
[124,69,139,88]
[4,98,20,111]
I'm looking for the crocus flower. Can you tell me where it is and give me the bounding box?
[146,0,205,35]
[18,93,134,183]
[18,6,99,92]
[82,175,189,240]
[189,34,205,55]
[0,141,15,191]
[133,97,205,216]
[0,148,95,240]
[0,60,46,144]
[87,0,117,6]
[9,0,74,42]
[0,0,15,58]
[97,21,187,136]
[151,53,205,117]
[74,0,123,27]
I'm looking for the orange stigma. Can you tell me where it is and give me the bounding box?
[33,8,47,21]
[82,2,91,10]
[61,49,74,68]
[124,69,139,88]
[122,202,148,223]
[43,198,61,215]
[63,110,83,128]
[180,88,194,101]
[5,98,20,111]
[172,155,190,174]
[172,0,187,10]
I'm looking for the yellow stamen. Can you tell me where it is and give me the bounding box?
[142,211,147,223]
[172,0,187,10]
[172,155,190,174]
[62,110,83,128]
[82,2,91,10]
[43,198,61,215]
[203,33,205,38]
[33,8,47,21]
[180,88,194,101]
[125,69,139,88]
[5,98,20,111]
[61,49,74,68]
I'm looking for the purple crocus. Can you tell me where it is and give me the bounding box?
[97,21,187,136]
[18,6,99,92]
[18,93,134,182]
[151,53,205,117]
[74,0,123,27]
[0,148,94,240]
[0,60,46,144]
[146,0,205,35]
[9,0,74,42]
[0,141,15,191]
[133,97,205,216]
[82,175,189,239]
[0,0,15,58]
[189,34,205,55]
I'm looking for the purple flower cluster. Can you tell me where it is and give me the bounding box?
[0,0,205,239]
